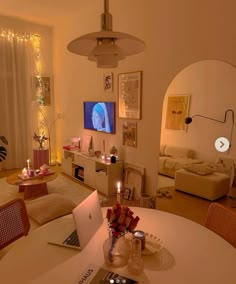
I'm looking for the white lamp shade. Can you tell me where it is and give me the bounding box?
[67,31,145,68]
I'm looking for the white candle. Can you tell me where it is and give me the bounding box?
[117,181,121,203]
[27,159,30,174]
[22,167,28,178]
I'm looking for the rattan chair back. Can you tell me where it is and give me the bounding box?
[204,202,236,248]
[0,198,30,250]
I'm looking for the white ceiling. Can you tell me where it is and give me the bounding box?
[0,0,90,26]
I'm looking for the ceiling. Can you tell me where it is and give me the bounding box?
[0,0,90,26]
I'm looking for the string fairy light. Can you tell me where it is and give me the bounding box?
[31,33,44,105]
[1,28,48,151]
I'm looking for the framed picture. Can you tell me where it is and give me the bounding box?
[118,71,142,119]
[123,122,137,147]
[165,94,191,131]
[123,184,134,200]
[81,134,92,153]
[103,73,113,93]
[124,167,144,197]
[35,76,51,105]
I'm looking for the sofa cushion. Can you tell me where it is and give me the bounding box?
[160,145,166,155]
[164,145,194,158]
[26,193,76,225]
[184,164,214,176]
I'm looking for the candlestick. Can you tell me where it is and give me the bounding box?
[27,159,30,175]
[117,181,121,203]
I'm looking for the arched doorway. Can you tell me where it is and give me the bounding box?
[158,60,236,189]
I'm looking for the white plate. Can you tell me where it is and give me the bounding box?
[142,233,163,255]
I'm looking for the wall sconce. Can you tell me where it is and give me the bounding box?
[185,109,234,125]
[185,109,234,151]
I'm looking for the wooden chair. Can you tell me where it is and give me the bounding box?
[204,202,236,247]
[0,198,30,250]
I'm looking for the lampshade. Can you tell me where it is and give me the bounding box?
[67,0,145,68]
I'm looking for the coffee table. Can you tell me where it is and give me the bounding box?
[6,170,57,199]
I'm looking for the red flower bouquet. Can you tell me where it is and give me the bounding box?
[104,203,140,267]
[106,203,140,238]
[33,132,48,150]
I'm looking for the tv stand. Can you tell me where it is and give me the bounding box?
[61,150,124,195]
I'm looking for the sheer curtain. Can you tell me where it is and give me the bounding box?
[0,31,35,169]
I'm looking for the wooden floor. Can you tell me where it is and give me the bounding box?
[1,167,236,226]
[156,186,236,225]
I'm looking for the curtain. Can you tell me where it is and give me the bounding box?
[0,31,35,169]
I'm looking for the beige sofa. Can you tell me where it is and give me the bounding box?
[159,145,202,178]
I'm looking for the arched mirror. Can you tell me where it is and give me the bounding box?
[158,60,236,190]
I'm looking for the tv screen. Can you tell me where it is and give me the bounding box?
[83,102,115,134]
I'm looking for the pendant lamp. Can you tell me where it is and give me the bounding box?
[67,0,145,68]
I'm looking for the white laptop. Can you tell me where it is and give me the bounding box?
[48,190,103,250]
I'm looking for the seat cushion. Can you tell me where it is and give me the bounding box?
[184,164,214,175]
[26,194,76,225]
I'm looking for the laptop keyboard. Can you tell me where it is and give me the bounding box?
[63,230,80,247]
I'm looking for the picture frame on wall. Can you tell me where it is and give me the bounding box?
[118,71,142,119]
[122,121,137,147]
[165,94,191,131]
[103,73,113,93]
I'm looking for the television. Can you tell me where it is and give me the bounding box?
[83,102,115,134]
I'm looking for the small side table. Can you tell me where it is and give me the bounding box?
[33,149,49,169]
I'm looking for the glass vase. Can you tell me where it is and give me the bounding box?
[103,234,131,268]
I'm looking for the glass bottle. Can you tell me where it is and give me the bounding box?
[127,238,144,276]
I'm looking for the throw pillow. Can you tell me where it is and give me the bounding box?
[26,193,76,225]
[184,164,214,176]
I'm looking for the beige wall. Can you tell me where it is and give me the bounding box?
[52,0,236,195]
[1,1,236,194]
[161,60,236,162]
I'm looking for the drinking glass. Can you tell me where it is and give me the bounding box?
[127,238,144,275]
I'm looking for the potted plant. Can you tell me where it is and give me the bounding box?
[0,136,8,162]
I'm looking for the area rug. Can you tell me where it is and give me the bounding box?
[0,174,97,232]
[0,174,94,207]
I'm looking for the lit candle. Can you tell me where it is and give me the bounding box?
[27,159,30,174]
[22,167,28,178]
[78,138,81,151]
[117,181,121,203]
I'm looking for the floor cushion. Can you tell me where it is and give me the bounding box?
[26,193,76,225]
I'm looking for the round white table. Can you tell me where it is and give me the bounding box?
[0,207,235,284]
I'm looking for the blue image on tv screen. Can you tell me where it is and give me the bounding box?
[83,102,115,134]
